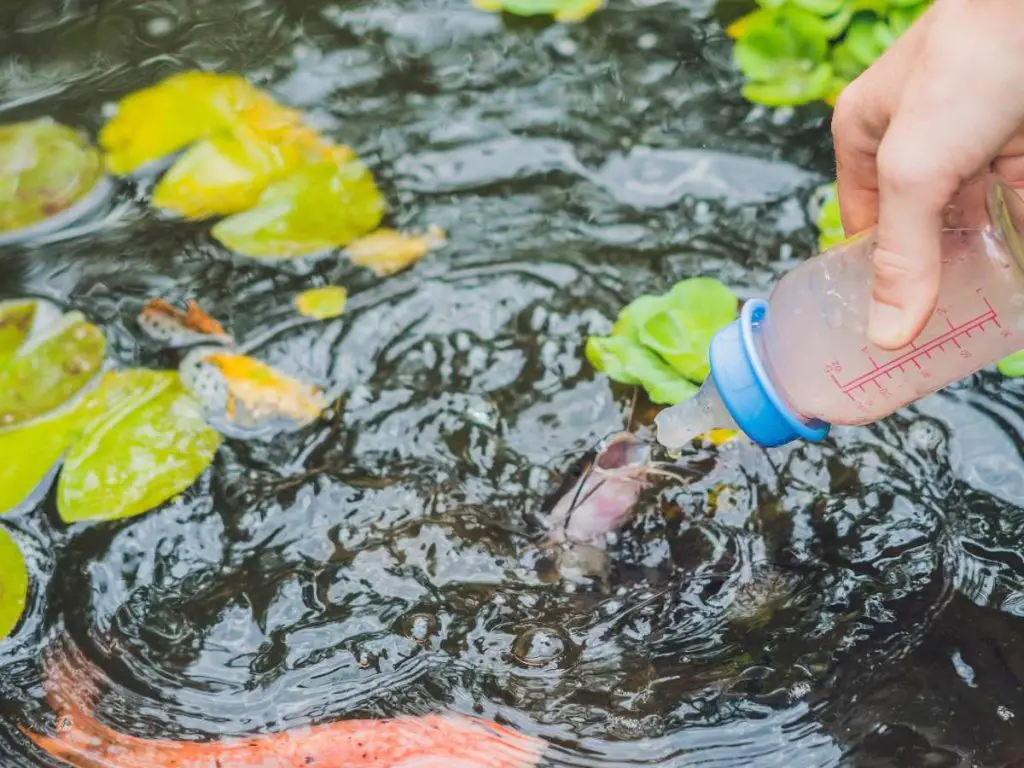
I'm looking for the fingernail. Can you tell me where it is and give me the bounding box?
[868,300,906,348]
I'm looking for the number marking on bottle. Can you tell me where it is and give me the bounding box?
[829,292,1002,400]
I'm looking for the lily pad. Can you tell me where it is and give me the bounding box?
[0,407,84,515]
[0,300,42,364]
[0,118,104,237]
[211,159,387,259]
[57,370,222,523]
[0,526,28,641]
[345,225,447,277]
[100,71,305,176]
[471,0,605,22]
[0,312,105,428]
[295,286,348,320]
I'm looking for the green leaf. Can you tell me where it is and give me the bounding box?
[816,182,847,249]
[790,0,846,17]
[0,407,84,515]
[57,370,222,523]
[0,526,28,641]
[734,15,829,83]
[635,279,738,382]
[0,313,105,428]
[997,350,1024,378]
[0,118,103,236]
[294,286,348,320]
[844,14,890,66]
[212,159,387,259]
[585,335,697,405]
[741,62,836,107]
[470,0,604,21]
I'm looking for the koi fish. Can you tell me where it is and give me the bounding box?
[542,430,682,581]
[179,346,327,435]
[137,298,233,348]
[23,640,545,768]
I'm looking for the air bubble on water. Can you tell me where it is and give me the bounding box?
[552,38,578,57]
[998,705,1015,721]
[511,626,570,668]
[908,418,944,451]
[637,33,658,49]
[146,17,175,37]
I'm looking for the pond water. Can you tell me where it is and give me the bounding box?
[4,1,1024,766]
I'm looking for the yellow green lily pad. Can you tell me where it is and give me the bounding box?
[57,370,222,523]
[0,118,103,237]
[471,0,605,22]
[0,526,28,641]
[0,312,105,428]
[0,406,85,515]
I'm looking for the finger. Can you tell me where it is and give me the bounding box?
[831,3,939,236]
[870,1,1024,349]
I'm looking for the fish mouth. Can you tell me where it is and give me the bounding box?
[593,432,650,474]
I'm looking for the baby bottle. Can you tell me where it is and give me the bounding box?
[656,174,1024,449]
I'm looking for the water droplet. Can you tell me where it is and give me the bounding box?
[146,17,175,37]
[637,33,658,49]
[511,626,570,668]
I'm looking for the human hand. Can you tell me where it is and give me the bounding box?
[831,0,1024,350]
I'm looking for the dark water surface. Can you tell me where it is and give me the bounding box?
[4,1,1024,766]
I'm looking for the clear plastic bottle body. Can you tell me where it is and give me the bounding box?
[761,176,1024,427]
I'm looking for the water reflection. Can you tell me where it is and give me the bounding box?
[1,0,1023,766]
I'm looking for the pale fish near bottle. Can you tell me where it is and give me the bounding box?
[656,175,1024,450]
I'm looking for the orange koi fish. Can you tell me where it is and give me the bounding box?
[23,641,546,768]
[137,298,233,348]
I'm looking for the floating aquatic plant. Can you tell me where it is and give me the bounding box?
[585,278,738,406]
[345,225,447,276]
[470,0,604,22]
[814,182,845,250]
[57,370,222,524]
[295,286,348,320]
[728,0,932,108]
[211,158,386,258]
[0,118,107,245]
[0,526,28,641]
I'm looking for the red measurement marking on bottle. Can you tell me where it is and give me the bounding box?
[829,293,1003,399]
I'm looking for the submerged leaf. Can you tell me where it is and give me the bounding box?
[57,370,221,523]
[0,526,28,641]
[345,225,447,277]
[0,407,84,515]
[180,348,326,432]
[100,71,304,175]
[0,118,103,236]
[295,286,348,320]
[470,0,605,21]
[0,313,105,427]
[212,159,387,258]
[138,298,233,348]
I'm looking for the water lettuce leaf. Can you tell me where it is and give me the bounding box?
[0,118,103,236]
[585,278,738,406]
[295,286,348,320]
[212,159,386,258]
[0,526,28,641]
[585,336,699,405]
[57,370,221,523]
[0,312,105,428]
[470,0,604,22]
[100,71,304,175]
[815,182,847,249]
[345,225,447,277]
